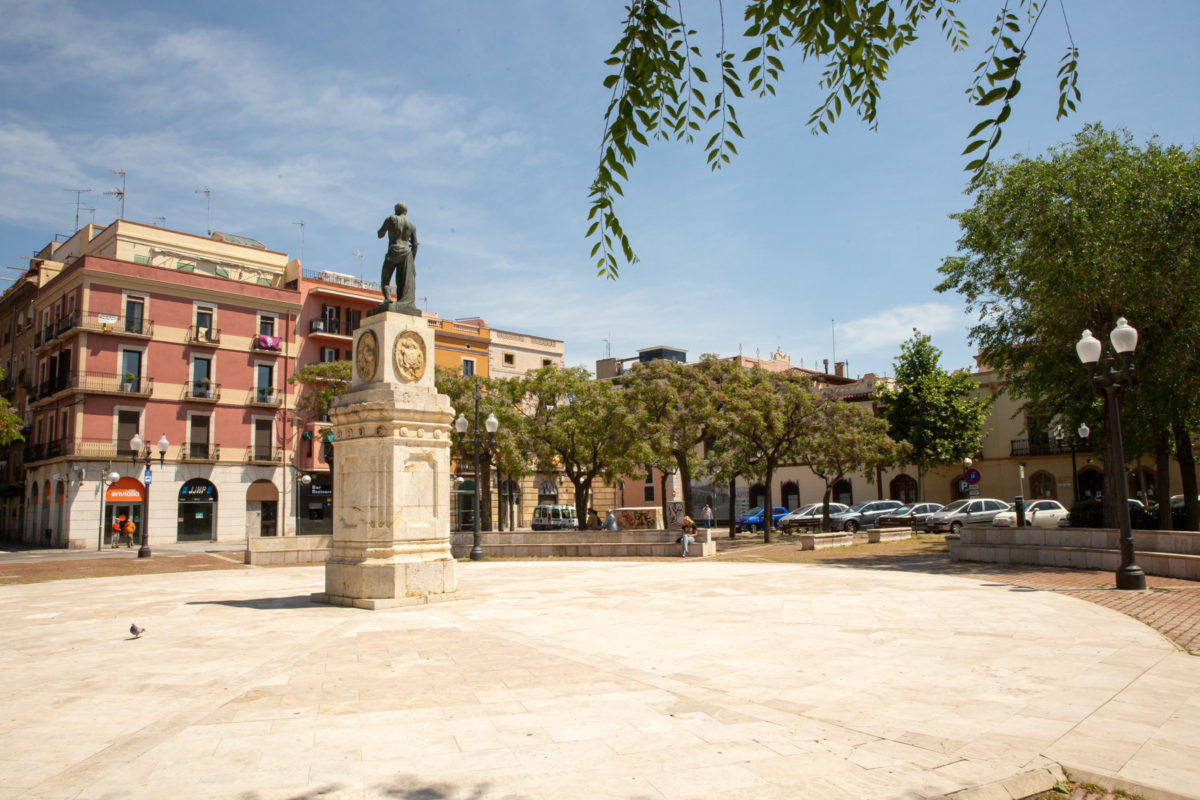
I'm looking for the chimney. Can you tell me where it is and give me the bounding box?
[834,362,846,378]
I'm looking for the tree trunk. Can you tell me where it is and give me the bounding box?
[659,470,669,528]
[574,476,592,531]
[728,476,737,538]
[821,484,833,532]
[1173,422,1199,531]
[676,451,693,519]
[917,465,925,502]
[1156,432,1171,530]
[763,461,775,544]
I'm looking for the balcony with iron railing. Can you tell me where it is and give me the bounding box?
[1009,437,1095,457]
[245,445,282,464]
[180,442,220,462]
[25,436,144,464]
[181,382,221,403]
[37,312,154,350]
[309,318,342,334]
[186,325,221,346]
[251,334,282,353]
[247,387,282,407]
[31,371,154,404]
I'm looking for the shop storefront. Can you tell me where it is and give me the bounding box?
[105,477,145,546]
[298,475,332,536]
[178,478,217,541]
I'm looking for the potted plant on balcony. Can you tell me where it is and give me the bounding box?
[198,377,213,398]
[122,372,137,392]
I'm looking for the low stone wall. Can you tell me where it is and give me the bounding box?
[950,527,1200,580]
[868,529,912,544]
[246,535,333,566]
[800,532,854,550]
[450,528,715,559]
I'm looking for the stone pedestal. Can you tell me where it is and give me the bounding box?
[311,311,460,610]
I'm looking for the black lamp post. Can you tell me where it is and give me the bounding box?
[297,472,312,536]
[454,379,499,561]
[1054,422,1090,504]
[1076,318,1145,591]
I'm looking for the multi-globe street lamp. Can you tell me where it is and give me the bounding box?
[97,465,120,551]
[129,433,169,559]
[1053,422,1091,504]
[1076,317,1145,591]
[454,379,499,562]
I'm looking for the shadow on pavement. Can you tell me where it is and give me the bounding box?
[186,595,315,610]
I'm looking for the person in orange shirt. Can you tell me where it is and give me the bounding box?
[122,519,135,548]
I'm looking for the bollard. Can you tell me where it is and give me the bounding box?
[1014,495,1026,527]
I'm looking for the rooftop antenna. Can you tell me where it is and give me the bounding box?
[293,220,306,263]
[64,188,92,231]
[153,216,166,227]
[353,249,363,279]
[80,206,96,225]
[602,335,612,359]
[195,187,211,234]
[104,170,126,220]
[419,296,428,312]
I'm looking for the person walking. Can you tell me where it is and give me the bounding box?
[122,518,135,548]
[701,503,713,529]
[679,516,697,557]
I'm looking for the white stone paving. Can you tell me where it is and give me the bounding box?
[0,560,1197,799]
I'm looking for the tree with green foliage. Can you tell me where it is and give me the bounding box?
[589,0,1081,277]
[709,367,820,542]
[288,360,351,423]
[515,365,644,527]
[937,125,1200,529]
[435,368,532,531]
[0,368,23,446]
[875,330,990,501]
[800,397,906,529]
[620,355,734,521]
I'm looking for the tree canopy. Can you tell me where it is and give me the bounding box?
[590,0,1080,278]
[937,124,1200,527]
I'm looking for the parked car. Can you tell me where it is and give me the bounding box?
[827,500,905,533]
[875,502,944,529]
[736,506,789,533]
[992,499,1069,528]
[531,504,579,531]
[778,502,850,533]
[923,498,1009,534]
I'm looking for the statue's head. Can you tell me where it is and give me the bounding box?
[394,202,407,215]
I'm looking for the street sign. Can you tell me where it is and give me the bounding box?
[965,468,981,485]
[958,479,969,494]
[144,469,152,485]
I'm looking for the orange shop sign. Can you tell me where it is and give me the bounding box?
[106,477,145,503]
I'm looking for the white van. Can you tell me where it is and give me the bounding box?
[531,504,578,531]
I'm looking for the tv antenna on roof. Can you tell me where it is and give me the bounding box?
[63,188,92,231]
[104,170,126,219]
[294,220,306,263]
[353,249,363,279]
[602,335,612,359]
[81,206,95,225]
[195,187,211,234]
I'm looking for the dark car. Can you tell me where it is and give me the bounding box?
[875,502,944,529]
[827,500,905,533]
[736,506,789,533]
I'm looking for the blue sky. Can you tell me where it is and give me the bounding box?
[1,1,1196,378]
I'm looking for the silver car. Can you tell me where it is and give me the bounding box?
[923,497,1009,534]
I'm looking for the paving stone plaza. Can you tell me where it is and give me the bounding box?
[2,559,1198,799]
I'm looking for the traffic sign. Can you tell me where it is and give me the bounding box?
[965,468,981,485]
[144,469,152,485]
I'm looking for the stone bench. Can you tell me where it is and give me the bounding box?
[950,527,1200,580]
[800,531,854,550]
[868,529,912,544]
[450,529,716,559]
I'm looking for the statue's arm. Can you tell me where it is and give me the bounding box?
[410,227,418,259]
[377,218,388,239]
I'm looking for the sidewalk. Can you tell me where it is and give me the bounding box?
[1,560,1198,799]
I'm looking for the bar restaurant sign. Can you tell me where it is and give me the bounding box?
[178,479,217,502]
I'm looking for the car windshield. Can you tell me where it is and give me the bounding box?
[891,506,912,515]
[744,507,763,516]
[846,502,869,512]
[791,504,817,515]
[941,500,969,512]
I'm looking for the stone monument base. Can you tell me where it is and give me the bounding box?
[312,551,462,610]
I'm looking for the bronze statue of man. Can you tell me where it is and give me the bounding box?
[377,202,418,312]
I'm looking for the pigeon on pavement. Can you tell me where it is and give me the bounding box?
[129,623,145,639]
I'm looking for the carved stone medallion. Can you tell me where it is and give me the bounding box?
[355,330,379,382]
[393,331,427,383]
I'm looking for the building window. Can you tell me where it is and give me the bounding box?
[189,415,211,458]
[124,297,145,334]
[542,359,553,368]
[258,314,276,337]
[320,348,338,363]
[462,358,475,377]
[643,471,655,503]
[117,410,140,455]
[345,308,361,335]
[256,364,274,400]
[196,306,214,335]
[503,353,515,366]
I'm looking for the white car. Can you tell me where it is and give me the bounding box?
[778,502,850,532]
[992,499,1068,528]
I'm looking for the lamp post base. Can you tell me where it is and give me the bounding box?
[1116,565,1147,591]
[137,546,151,559]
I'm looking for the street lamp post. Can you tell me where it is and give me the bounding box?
[1054,422,1090,504]
[454,379,499,561]
[297,472,312,535]
[1077,318,1145,591]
